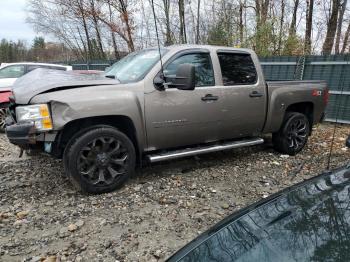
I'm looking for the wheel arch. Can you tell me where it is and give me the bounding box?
[53,115,141,161]
[285,102,314,129]
[264,101,315,134]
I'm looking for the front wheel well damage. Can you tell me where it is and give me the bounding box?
[53,116,139,159]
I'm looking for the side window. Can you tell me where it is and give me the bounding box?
[164,53,215,87]
[27,65,42,72]
[49,66,66,71]
[0,65,25,79]
[218,53,257,86]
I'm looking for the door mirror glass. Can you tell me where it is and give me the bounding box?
[170,63,195,91]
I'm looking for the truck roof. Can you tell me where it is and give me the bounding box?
[164,44,254,54]
[0,62,72,70]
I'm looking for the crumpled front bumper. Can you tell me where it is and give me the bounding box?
[5,121,37,147]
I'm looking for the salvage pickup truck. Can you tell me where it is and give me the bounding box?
[5,45,328,193]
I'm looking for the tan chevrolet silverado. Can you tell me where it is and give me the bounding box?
[5,45,328,193]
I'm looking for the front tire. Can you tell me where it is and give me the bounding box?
[273,112,310,156]
[64,126,135,194]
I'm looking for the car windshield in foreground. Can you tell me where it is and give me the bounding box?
[168,164,350,262]
[104,48,168,83]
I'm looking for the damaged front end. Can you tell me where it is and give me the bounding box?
[5,99,58,156]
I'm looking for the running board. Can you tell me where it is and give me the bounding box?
[147,138,264,163]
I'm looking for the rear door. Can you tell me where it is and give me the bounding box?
[216,51,266,139]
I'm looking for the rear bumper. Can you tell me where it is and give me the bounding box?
[6,122,37,147]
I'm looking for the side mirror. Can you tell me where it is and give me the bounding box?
[346,135,350,148]
[171,63,195,91]
[104,66,111,72]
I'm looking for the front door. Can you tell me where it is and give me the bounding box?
[145,51,222,150]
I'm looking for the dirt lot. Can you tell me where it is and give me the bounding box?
[0,123,349,262]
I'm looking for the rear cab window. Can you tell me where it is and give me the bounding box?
[217,52,257,86]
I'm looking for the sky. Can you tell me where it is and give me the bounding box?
[0,0,40,43]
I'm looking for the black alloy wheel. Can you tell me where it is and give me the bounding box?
[286,117,308,151]
[78,136,129,186]
[273,112,310,155]
[64,126,136,194]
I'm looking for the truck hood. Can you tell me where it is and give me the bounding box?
[12,68,119,104]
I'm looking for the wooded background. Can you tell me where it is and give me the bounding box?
[1,0,350,62]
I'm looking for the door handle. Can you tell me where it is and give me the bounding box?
[249,91,263,98]
[201,94,219,101]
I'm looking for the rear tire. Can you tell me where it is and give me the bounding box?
[272,112,310,156]
[64,126,135,194]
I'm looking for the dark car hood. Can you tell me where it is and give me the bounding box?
[169,163,350,261]
[12,68,119,104]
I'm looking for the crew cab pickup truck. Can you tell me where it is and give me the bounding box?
[5,45,328,193]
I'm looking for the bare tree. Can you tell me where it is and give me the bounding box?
[289,0,300,36]
[161,0,173,45]
[322,0,340,55]
[278,0,285,54]
[335,0,347,54]
[178,0,187,44]
[89,0,105,58]
[304,0,314,54]
[195,0,201,44]
[341,20,350,53]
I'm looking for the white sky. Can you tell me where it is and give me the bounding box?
[0,0,39,43]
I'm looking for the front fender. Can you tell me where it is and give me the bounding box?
[31,85,146,150]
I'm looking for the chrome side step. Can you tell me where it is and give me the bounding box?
[147,138,264,163]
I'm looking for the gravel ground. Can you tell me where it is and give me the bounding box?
[0,123,349,262]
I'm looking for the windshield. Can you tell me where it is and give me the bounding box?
[104,49,168,83]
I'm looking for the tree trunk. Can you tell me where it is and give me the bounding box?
[178,0,186,44]
[162,0,172,45]
[77,0,93,61]
[341,21,350,54]
[195,0,201,44]
[304,0,314,54]
[322,0,340,55]
[335,0,347,54]
[289,0,299,36]
[277,0,285,54]
[90,0,105,59]
[107,0,119,59]
[118,0,134,52]
[239,0,244,45]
